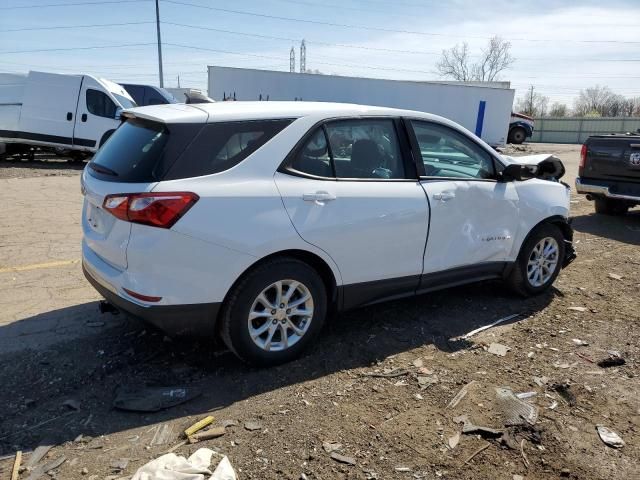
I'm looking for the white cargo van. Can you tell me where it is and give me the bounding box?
[0,71,136,159]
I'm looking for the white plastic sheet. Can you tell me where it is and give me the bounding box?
[132,448,237,480]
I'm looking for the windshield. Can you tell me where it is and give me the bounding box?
[113,92,137,109]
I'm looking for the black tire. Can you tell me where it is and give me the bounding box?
[220,257,327,366]
[508,127,527,144]
[594,197,628,216]
[506,223,565,297]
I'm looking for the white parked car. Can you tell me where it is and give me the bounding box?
[81,102,575,365]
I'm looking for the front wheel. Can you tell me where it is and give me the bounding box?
[508,127,527,144]
[220,258,327,366]
[506,224,565,296]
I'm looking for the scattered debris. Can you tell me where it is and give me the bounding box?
[596,426,625,448]
[597,352,626,368]
[552,383,577,406]
[460,313,520,339]
[359,368,410,378]
[113,386,201,412]
[150,423,175,446]
[322,442,342,454]
[417,375,438,389]
[329,452,356,465]
[533,376,549,387]
[447,381,477,409]
[548,401,559,410]
[454,415,503,438]
[131,448,236,480]
[26,455,66,480]
[412,358,424,368]
[516,391,537,400]
[572,338,589,346]
[520,439,530,468]
[495,387,538,426]
[487,343,510,357]
[188,427,226,444]
[110,458,129,471]
[26,441,54,468]
[244,420,262,432]
[10,451,21,480]
[395,466,411,472]
[568,306,587,312]
[464,443,491,464]
[63,399,81,411]
[447,432,460,450]
[184,416,215,438]
[575,352,596,364]
[221,420,238,428]
[608,273,623,281]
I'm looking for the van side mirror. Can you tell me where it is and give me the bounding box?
[500,163,537,182]
[114,107,123,120]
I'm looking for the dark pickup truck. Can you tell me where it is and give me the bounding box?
[576,133,640,215]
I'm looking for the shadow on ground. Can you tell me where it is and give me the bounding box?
[0,280,556,454]
[572,209,640,246]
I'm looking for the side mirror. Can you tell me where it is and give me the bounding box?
[114,107,123,120]
[500,163,537,182]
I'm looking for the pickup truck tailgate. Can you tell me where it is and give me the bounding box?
[583,137,640,180]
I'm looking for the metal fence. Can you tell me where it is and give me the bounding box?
[530,117,640,144]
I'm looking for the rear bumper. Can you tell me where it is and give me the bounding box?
[83,263,220,336]
[576,177,640,203]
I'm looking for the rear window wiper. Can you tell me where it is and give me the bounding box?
[89,162,119,176]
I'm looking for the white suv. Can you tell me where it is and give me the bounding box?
[81,102,575,365]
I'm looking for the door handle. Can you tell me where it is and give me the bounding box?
[66,112,73,121]
[81,113,87,122]
[303,191,336,203]
[433,191,455,201]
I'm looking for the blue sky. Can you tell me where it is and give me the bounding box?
[1,0,639,107]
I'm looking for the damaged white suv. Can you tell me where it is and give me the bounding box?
[81,102,575,365]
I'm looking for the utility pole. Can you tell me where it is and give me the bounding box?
[300,39,306,73]
[155,0,164,87]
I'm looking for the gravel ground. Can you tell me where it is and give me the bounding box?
[0,144,638,480]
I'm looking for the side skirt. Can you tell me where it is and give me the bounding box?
[338,262,511,311]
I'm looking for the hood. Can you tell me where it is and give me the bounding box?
[501,154,566,180]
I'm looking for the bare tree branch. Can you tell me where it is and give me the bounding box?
[437,36,514,82]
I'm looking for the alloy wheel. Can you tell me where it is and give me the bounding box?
[248,280,314,352]
[526,237,559,287]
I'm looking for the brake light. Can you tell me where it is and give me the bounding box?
[103,192,199,228]
[579,144,587,168]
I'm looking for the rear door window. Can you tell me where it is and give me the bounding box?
[163,119,292,179]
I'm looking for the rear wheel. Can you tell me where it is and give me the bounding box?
[220,258,327,366]
[508,127,527,144]
[507,223,565,296]
[594,197,628,215]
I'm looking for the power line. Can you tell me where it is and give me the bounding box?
[0,21,153,32]
[161,0,640,45]
[0,0,149,9]
[0,43,155,54]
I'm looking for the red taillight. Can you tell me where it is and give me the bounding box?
[103,192,199,228]
[579,144,587,168]
[122,287,162,303]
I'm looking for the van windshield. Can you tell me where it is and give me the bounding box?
[113,92,137,109]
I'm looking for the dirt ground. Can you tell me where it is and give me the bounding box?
[0,144,638,480]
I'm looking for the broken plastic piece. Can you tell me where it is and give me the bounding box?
[596,426,624,448]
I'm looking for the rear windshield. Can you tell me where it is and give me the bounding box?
[87,118,292,183]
